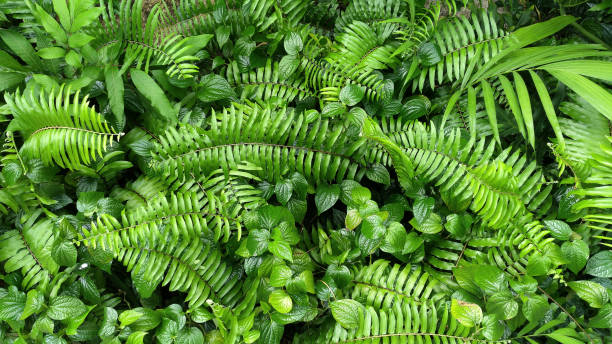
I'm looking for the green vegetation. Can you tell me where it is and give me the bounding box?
[0,0,611,343]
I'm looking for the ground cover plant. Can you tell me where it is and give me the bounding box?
[0,0,611,343]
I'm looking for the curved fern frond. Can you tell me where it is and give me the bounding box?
[150,105,369,184]
[299,300,488,344]
[365,119,537,228]
[117,237,242,308]
[414,10,507,92]
[226,59,316,103]
[326,21,399,73]
[96,0,201,78]
[335,0,405,39]
[110,175,168,210]
[352,260,443,309]
[303,58,390,103]
[78,191,238,250]
[0,210,58,290]
[5,85,123,170]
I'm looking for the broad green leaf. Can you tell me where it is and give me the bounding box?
[586,251,612,277]
[522,294,548,323]
[198,74,236,102]
[284,32,303,55]
[474,265,506,295]
[544,220,572,241]
[176,327,204,344]
[315,184,340,214]
[269,290,293,314]
[37,47,66,59]
[339,84,365,106]
[561,240,589,274]
[270,265,293,287]
[330,299,364,329]
[547,69,612,122]
[0,286,26,321]
[21,290,44,320]
[568,280,609,308]
[130,69,177,122]
[105,66,125,129]
[269,239,293,262]
[451,299,483,327]
[417,42,442,67]
[487,291,519,320]
[47,296,86,321]
[365,163,390,185]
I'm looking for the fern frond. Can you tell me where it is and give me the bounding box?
[5,85,122,170]
[226,59,316,103]
[302,58,390,103]
[352,260,443,310]
[150,105,369,184]
[95,0,200,78]
[414,10,507,91]
[326,21,399,73]
[335,0,405,39]
[117,236,242,308]
[365,120,530,228]
[0,210,58,290]
[299,300,488,344]
[78,191,238,250]
[110,175,168,210]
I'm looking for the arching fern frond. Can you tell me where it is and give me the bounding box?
[110,175,168,210]
[95,0,201,78]
[0,210,58,290]
[326,21,399,73]
[117,236,242,308]
[335,0,406,39]
[226,59,316,103]
[302,58,390,103]
[78,191,238,250]
[414,10,507,92]
[5,85,123,170]
[351,260,444,310]
[150,105,369,185]
[364,119,535,228]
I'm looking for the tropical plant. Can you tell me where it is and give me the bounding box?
[0,0,611,343]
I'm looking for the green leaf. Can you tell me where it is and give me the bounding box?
[64,49,82,67]
[487,291,519,320]
[410,212,443,234]
[526,255,552,276]
[21,290,44,320]
[451,299,483,327]
[522,294,548,323]
[52,0,70,29]
[37,47,66,59]
[0,287,26,321]
[68,33,94,48]
[33,4,67,43]
[118,309,143,328]
[270,264,293,287]
[590,304,612,328]
[0,30,42,69]
[568,280,609,308]
[361,214,385,239]
[482,315,504,341]
[381,222,407,254]
[269,239,293,262]
[279,55,300,77]
[365,163,390,185]
[561,240,589,274]
[585,250,612,278]
[284,32,303,55]
[47,296,86,321]
[417,42,442,67]
[339,84,365,106]
[176,327,204,344]
[198,74,235,102]
[547,69,612,122]
[401,96,430,120]
[529,71,564,150]
[274,179,293,205]
[126,331,147,344]
[412,197,434,224]
[330,299,364,329]
[130,69,178,122]
[98,307,118,339]
[269,290,293,314]
[105,66,125,130]
[215,26,230,47]
[481,80,500,145]
[327,264,352,289]
[345,209,362,230]
[544,220,572,241]
[473,265,506,295]
[315,184,340,214]
[51,239,77,266]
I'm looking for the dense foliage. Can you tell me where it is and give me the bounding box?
[0,0,611,343]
